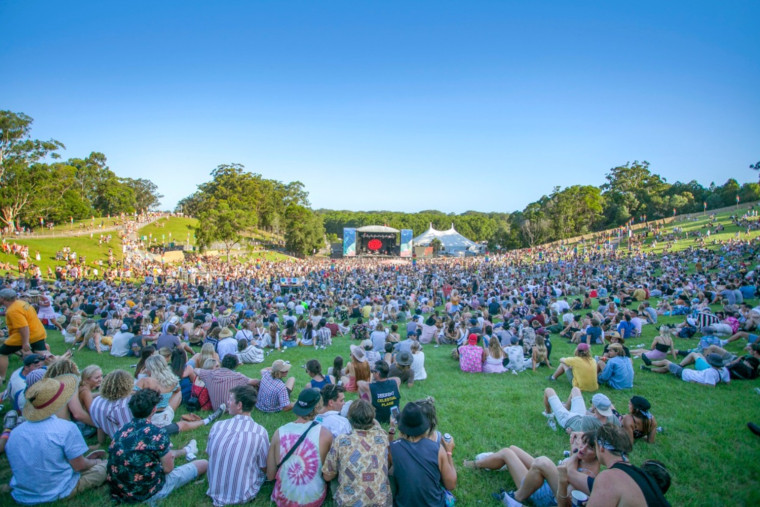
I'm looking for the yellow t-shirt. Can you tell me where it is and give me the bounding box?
[4,299,47,346]
[562,356,598,392]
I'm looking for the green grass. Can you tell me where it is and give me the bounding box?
[0,235,122,279]
[2,304,759,506]
[137,217,199,247]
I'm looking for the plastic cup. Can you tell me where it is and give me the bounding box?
[571,489,589,506]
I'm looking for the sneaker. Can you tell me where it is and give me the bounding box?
[748,422,760,437]
[184,439,198,460]
[491,489,508,502]
[541,411,553,419]
[3,410,18,430]
[546,375,556,381]
[547,418,557,431]
[502,490,524,507]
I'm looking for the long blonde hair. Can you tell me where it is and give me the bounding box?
[199,343,216,365]
[145,355,179,390]
[488,336,505,359]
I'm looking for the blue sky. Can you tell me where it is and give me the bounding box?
[2,1,758,213]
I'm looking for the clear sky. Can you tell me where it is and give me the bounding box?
[2,1,758,213]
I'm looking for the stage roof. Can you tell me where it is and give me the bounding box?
[356,225,400,233]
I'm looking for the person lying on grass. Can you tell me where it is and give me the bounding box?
[542,388,620,433]
[465,429,600,507]
[641,353,730,386]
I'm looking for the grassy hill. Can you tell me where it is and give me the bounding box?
[137,216,199,247]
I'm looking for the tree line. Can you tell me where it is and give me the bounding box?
[319,161,759,251]
[0,110,163,231]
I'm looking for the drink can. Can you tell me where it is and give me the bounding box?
[443,433,452,443]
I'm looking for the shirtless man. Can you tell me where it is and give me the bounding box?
[587,425,671,506]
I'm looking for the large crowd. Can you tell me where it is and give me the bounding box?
[0,212,759,506]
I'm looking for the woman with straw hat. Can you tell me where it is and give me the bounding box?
[6,375,107,504]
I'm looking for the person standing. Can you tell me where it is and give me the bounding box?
[0,288,47,385]
[206,385,270,506]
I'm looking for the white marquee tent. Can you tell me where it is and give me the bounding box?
[412,223,480,256]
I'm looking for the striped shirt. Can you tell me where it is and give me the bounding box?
[90,396,133,438]
[197,368,252,411]
[206,414,270,506]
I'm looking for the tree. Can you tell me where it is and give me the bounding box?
[430,238,443,256]
[124,178,163,212]
[195,202,252,260]
[284,204,325,256]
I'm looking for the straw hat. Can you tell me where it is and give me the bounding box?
[218,328,234,339]
[350,345,367,362]
[23,374,79,422]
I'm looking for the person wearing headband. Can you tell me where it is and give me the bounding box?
[587,425,671,507]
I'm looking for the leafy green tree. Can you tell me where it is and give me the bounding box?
[284,204,325,256]
[195,201,252,260]
[124,178,163,211]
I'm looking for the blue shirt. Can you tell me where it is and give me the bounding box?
[7,415,88,504]
[617,321,635,339]
[598,356,634,390]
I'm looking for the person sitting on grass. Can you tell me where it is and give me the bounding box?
[89,369,134,443]
[532,334,552,371]
[389,401,457,506]
[548,343,598,392]
[322,399,392,507]
[642,353,730,386]
[621,395,658,444]
[357,360,401,424]
[459,333,486,373]
[585,424,672,507]
[6,375,107,504]
[597,343,634,390]
[206,385,270,507]
[631,327,677,365]
[107,388,207,504]
[542,388,620,433]
[255,359,296,413]
[266,388,333,506]
[466,430,600,507]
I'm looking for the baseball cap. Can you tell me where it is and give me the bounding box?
[23,354,44,367]
[592,393,613,417]
[293,388,321,416]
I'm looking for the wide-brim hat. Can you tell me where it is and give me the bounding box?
[396,351,413,367]
[350,345,367,362]
[23,374,78,422]
[218,328,234,339]
[605,331,624,342]
[398,402,430,436]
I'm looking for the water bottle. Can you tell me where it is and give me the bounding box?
[563,450,571,457]
[443,433,452,444]
[656,426,665,433]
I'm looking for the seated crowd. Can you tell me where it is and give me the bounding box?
[1,224,760,505]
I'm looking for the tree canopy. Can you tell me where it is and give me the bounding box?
[0,110,162,230]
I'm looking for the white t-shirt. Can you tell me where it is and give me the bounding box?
[217,338,238,361]
[681,367,729,386]
[110,331,134,357]
[411,351,427,381]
